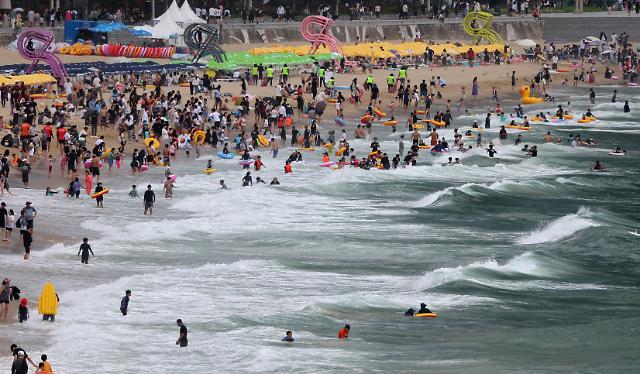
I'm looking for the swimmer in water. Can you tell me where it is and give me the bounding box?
[219,180,228,189]
[404,308,416,316]
[593,160,606,170]
[77,237,94,264]
[282,331,294,342]
[338,324,350,340]
[418,303,432,314]
[129,185,138,198]
[206,159,213,169]
[486,144,498,158]
[242,172,253,187]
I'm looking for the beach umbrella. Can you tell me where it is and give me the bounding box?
[515,39,536,48]
[130,29,152,37]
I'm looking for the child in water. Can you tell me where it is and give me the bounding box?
[18,298,28,323]
[129,185,138,198]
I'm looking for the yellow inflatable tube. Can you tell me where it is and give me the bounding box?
[144,137,160,148]
[414,312,438,318]
[257,135,269,147]
[506,125,531,131]
[374,108,387,117]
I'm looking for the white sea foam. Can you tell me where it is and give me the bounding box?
[411,252,545,291]
[517,207,600,245]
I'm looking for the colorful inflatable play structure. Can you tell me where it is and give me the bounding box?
[56,43,176,59]
[183,23,226,63]
[300,16,344,56]
[463,11,503,45]
[94,44,176,59]
[16,30,67,81]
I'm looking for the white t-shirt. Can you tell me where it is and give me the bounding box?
[64,81,73,95]
[93,77,101,88]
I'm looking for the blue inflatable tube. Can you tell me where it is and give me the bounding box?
[335,117,346,126]
[217,152,234,159]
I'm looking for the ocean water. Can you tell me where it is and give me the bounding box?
[2,86,640,373]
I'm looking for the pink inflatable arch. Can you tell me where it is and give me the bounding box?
[17,30,67,82]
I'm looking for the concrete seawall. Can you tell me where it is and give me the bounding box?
[218,17,543,45]
[2,13,639,49]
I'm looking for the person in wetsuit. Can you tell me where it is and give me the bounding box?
[143,185,155,215]
[418,303,432,314]
[120,290,131,316]
[176,319,188,347]
[77,237,94,264]
[486,144,498,158]
[242,172,253,186]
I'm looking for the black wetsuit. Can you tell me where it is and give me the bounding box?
[178,324,188,347]
[78,243,94,264]
[120,295,130,315]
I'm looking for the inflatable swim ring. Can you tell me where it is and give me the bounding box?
[298,148,315,151]
[90,188,109,199]
[84,160,104,168]
[192,130,206,145]
[506,125,531,131]
[203,168,217,174]
[361,114,373,123]
[428,119,446,127]
[239,160,254,166]
[320,161,336,167]
[383,120,398,126]
[577,118,594,123]
[413,124,425,129]
[415,110,426,115]
[257,135,269,147]
[414,313,437,318]
[418,145,432,149]
[217,152,234,159]
[374,108,387,117]
[144,137,160,149]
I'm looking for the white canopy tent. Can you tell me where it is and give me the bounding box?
[154,0,182,24]
[154,0,204,26]
[150,18,184,39]
[179,0,206,24]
